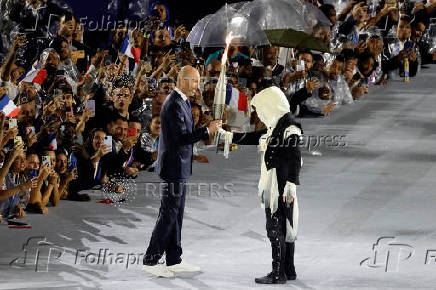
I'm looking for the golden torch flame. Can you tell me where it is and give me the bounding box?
[221,31,233,66]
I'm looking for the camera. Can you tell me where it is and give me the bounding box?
[151,9,160,19]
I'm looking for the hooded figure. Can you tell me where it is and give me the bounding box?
[219,86,303,284]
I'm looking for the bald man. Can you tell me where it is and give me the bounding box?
[143,66,222,277]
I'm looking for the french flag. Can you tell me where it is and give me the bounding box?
[0,94,20,117]
[123,149,134,168]
[225,85,248,112]
[18,68,47,85]
[47,134,57,150]
[120,36,141,65]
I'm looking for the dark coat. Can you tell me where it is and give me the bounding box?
[155,90,209,180]
[232,113,303,194]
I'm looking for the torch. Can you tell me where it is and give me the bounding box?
[212,32,233,152]
[213,31,233,121]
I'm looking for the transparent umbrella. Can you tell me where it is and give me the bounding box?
[302,2,332,31]
[280,0,331,32]
[187,4,270,47]
[238,0,310,33]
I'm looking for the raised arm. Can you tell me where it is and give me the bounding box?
[166,101,214,146]
[231,129,268,146]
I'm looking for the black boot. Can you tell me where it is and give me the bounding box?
[256,211,287,284]
[255,262,287,284]
[285,242,297,280]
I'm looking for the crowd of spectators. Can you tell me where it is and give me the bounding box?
[0,0,435,221]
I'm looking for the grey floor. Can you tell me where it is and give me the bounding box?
[2,67,436,290]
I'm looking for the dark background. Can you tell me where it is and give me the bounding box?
[63,0,242,29]
[62,0,242,49]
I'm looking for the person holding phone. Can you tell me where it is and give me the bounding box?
[35,149,61,207]
[0,34,27,101]
[25,150,51,214]
[69,128,113,200]
[122,119,142,178]
[338,1,369,46]
[0,146,38,219]
[283,51,320,116]
[383,16,419,80]
[100,116,137,178]
[367,0,398,32]
[131,114,161,172]
[55,150,78,201]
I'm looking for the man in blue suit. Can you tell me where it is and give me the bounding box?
[143,66,222,277]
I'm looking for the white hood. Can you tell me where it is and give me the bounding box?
[251,86,290,128]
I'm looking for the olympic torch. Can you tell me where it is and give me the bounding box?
[212,32,233,149]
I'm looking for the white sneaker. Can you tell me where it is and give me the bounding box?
[143,264,174,278]
[167,260,201,272]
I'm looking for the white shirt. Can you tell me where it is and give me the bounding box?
[174,87,188,102]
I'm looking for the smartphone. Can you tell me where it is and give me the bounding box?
[14,136,23,145]
[29,169,38,179]
[296,60,305,71]
[54,89,63,97]
[147,77,157,91]
[151,8,160,19]
[75,104,84,114]
[104,136,113,152]
[25,126,35,135]
[103,54,112,66]
[8,118,17,129]
[358,34,369,43]
[181,42,191,50]
[404,41,415,50]
[174,46,181,55]
[238,77,248,87]
[86,99,96,117]
[53,93,63,107]
[42,156,51,167]
[55,70,65,77]
[67,153,77,172]
[195,58,204,66]
[127,128,136,138]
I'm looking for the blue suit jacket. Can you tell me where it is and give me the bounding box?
[155,90,209,180]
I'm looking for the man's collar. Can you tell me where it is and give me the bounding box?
[174,87,187,101]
